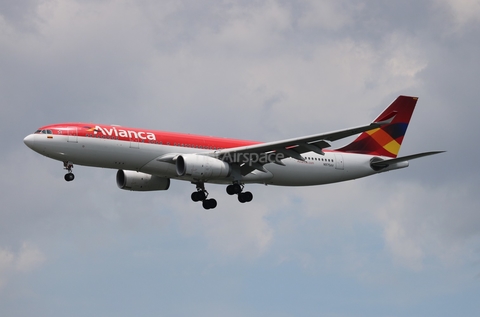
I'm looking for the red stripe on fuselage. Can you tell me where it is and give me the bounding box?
[38,123,261,149]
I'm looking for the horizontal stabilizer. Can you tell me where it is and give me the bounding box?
[371,151,445,170]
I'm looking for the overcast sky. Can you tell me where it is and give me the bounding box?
[1,0,479,316]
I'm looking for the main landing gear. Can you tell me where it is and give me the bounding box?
[191,182,217,210]
[191,182,253,209]
[63,161,75,182]
[226,183,253,203]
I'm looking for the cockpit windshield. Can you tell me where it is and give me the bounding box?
[35,129,53,134]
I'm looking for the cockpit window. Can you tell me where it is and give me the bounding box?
[35,129,53,134]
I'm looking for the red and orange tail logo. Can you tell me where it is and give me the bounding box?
[337,96,418,158]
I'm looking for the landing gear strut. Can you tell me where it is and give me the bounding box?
[226,183,253,203]
[63,161,75,182]
[191,182,217,209]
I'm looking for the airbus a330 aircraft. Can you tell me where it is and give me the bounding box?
[24,96,443,209]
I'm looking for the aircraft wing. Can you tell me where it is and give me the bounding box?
[211,116,396,175]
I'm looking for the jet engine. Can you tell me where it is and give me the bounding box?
[176,154,230,179]
[116,170,170,191]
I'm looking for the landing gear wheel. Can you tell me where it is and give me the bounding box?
[202,199,217,209]
[191,191,206,202]
[191,192,199,202]
[226,185,235,195]
[227,183,243,195]
[238,191,253,203]
[232,183,242,194]
[64,173,75,182]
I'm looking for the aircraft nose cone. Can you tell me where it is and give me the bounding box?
[23,134,35,149]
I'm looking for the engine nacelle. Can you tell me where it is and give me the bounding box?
[116,170,170,191]
[176,154,230,179]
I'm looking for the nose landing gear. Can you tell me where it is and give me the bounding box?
[63,161,75,182]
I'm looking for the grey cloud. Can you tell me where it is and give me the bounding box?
[1,1,480,316]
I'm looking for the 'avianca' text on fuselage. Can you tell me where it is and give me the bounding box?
[90,125,157,141]
[23,96,444,210]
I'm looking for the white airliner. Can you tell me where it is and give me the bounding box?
[24,96,443,209]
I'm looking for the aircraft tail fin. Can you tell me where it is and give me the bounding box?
[337,95,418,158]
